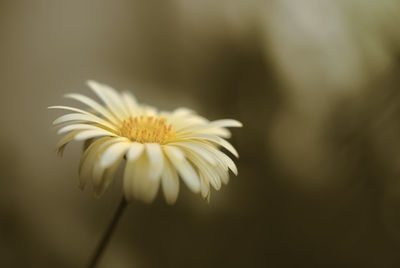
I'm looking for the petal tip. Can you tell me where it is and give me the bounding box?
[87,80,101,89]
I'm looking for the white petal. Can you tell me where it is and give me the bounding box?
[178,119,241,138]
[207,119,243,128]
[87,80,128,119]
[172,107,195,117]
[191,141,238,176]
[138,173,160,203]
[199,127,231,138]
[126,142,145,162]
[125,154,159,203]
[92,163,106,193]
[49,106,117,129]
[55,130,82,155]
[216,165,229,185]
[74,129,116,141]
[170,141,217,165]
[208,136,239,158]
[79,137,112,189]
[172,116,208,131]
[200,173,210,200]
[186,151,221,190]
[182,134,239,158]
[49,105,95,116]
[100,141,131,168]
[92,139,123,191]
[215,138,239,158]
[122,91,138,114]
[145,143,163,181]
[146,143,163,163]
[94,155,123,197]
[143,106,158,116]
[64,93,120,124]
[52,113,89,124]
[205,169,221,191]
[161,157,180,205]
[105,87,130,118]
[215,149,238,175]
[57,123,109,135]
[164,146,200,193]
[53,113,116,131]
[163,145,185,161]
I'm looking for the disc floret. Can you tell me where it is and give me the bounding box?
[120,115,175,144]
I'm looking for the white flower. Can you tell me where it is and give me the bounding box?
[49,81,242,204]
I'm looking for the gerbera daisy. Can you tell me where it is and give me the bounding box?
[49,80,242,204]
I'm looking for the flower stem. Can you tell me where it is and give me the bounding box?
[88,197,128,268]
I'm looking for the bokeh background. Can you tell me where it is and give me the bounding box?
[1,0,400,267]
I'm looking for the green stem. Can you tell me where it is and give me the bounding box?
[88,197,127,268]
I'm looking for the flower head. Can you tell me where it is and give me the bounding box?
[49,81,242,204]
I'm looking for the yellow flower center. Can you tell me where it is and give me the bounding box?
[120,116,175,144]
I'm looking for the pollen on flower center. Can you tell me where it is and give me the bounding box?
[120,115,175,144]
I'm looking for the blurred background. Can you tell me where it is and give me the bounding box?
[1,0,400,267]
